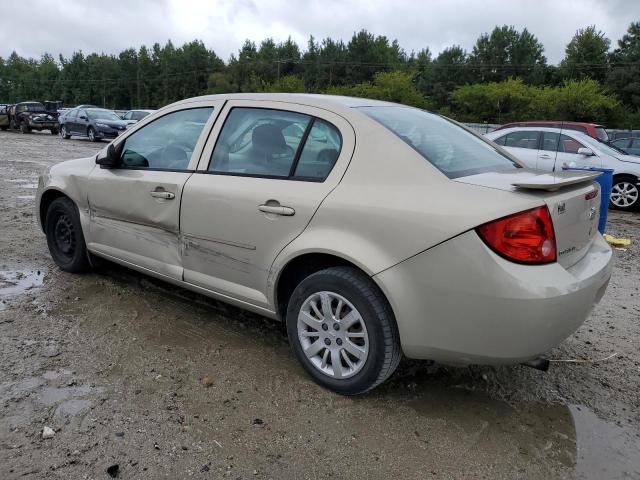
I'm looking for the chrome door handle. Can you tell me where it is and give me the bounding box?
[150,190,175,199]
[258,204,295,216]
[539,154,552,159]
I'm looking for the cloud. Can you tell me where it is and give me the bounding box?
[1,0,639,63]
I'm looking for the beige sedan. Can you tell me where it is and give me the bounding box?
[37,94,613,394]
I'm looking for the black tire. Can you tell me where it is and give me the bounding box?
[87,127,97,142]
[45,197,92,273]
[60,125,71,139]
[50,127,59,135]
[0,126,7,131]
[610,175,640,212]
[20,121,31,134]
[286,266,401,395]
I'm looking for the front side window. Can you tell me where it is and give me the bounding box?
[559,134,584,154]
[362,107,520,179]
[121,107,213,170]
[209,108,311,178]
[122,111,131,120]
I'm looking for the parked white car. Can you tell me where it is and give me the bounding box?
[121,109,156,128]
[486,127,640,211]
[37,94,613,394]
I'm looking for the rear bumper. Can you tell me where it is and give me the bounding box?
[374,230,613,364]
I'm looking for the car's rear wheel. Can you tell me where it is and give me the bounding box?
[50,127,59,135]
[87,127,97,142]
[45,197,92,273]
[60,125,71,139]
[610,175,640,211]
[286,266,401,395]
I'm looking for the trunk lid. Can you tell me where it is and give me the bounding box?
[456,169,601,268]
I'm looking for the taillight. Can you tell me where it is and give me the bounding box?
[476,206,556,264]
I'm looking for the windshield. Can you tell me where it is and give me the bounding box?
[361,106,520,179]
[580,135,626,158]
[131,111,150,121]
[87,109,121,121]
[21,103,46,112]
[595,127,609,142]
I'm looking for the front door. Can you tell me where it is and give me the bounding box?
[537,132,603,171]
[180,101,355,308]
[86,102,222,279]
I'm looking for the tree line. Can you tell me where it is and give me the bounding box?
[1,22,640,127]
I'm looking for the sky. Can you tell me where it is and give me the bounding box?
[0,0,639,64]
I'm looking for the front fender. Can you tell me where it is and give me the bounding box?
[36,156,97,233]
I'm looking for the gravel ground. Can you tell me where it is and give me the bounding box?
[0,130,639,480]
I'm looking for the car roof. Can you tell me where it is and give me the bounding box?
[171,93,401,110]
[500,120,605,128]
[127,109,155,113]
[488,126,595,140]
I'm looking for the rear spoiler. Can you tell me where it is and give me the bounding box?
[511,170,601,192]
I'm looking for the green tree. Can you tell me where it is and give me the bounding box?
[561,26,610,82]
[327,71,429,108]
[469,25,546,84]
[607,22,640,111]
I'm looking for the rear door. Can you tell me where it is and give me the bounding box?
[86,101,223,279]
[180,100,355,308]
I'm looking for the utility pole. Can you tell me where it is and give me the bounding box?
[136,58,141,108]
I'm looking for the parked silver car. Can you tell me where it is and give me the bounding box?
[486,127,640,211]
[37,94,613,394]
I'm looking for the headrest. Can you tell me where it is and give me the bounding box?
[252,124,287,155]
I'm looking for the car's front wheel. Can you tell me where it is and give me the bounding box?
[60,125,71,139]
[610,175,640,211]
[45,197,92,273]
[286,266,401,395]
[87,127,97,142]
[20,121,30,134]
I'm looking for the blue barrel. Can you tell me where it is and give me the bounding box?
[562,167,613,234]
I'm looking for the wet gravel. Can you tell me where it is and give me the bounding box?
[1,130,639,479]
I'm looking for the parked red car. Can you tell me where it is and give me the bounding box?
[493,121,609,143]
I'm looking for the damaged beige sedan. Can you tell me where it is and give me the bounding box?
[37,94,613,394]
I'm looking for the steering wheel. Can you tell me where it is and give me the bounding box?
[162,142,192,169]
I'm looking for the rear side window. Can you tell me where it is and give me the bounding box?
[209,108,342,181]
[121,107,213,170]
[502,131,539,149]
[362,107,519,178]
[294,119,342,180]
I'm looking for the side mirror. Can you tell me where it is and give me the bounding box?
[96,143,122,168]
[577,147,594,156]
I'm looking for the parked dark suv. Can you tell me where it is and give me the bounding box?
[0,104,9,130]
[7,101,59,134]
[59,108,128,141]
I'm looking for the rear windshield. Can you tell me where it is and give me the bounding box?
[595,127,609,142]
[361,106,520,179]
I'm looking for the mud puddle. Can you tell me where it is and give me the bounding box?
[404,386,640,480]
[0,269,46,297]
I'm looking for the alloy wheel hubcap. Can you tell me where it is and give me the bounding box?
[54,214,75,256]
[611,182,639,207]
[297,291,369,379]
